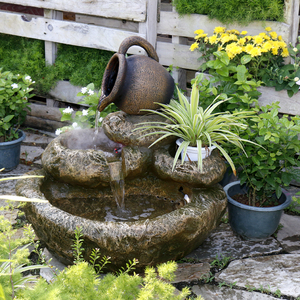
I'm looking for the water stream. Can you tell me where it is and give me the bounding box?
[108,161,125,209]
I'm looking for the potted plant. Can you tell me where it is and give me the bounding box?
[224,102,300,240]
[134,73,257,174]
[0,69,34,171]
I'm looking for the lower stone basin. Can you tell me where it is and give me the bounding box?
[16,169,227,272]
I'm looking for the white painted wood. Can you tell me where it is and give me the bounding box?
[145,0,158,48]
[258,86,300,115]
[157,41,200,70]
[0,11,145,53]
[44,9,63,65]
[291,0,300,46]
[75,15,139,33]
[157,11,292,43]
[1,0,147,22]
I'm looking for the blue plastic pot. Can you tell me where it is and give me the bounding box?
[224,181,292,241]
[0,130,26,171]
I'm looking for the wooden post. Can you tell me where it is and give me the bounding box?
[44,9,63,107]
[44,9,63,65]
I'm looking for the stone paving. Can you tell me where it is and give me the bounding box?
[1,128,300,299]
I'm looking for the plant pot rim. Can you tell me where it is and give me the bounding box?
[0,129,26,146]
[224,180,292,212]
[176,138,217,151]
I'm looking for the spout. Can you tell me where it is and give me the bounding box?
[97,93,111,112]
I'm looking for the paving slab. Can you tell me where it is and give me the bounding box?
[215,254,300,298]
[172,262,210,284]
[192,284,278,300]
[186,223,282,263]
[277,213,300,253]
[23,131,54,147]
[20,145,44,164]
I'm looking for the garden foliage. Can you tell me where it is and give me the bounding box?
[173,0,284,25]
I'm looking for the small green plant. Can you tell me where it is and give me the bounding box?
[56,83,118,135]
[232,103,300,206]
[135,73,258,174]
[218,281,237,289]
[273,223,284,237]
[210,253,231,270]
[200,271,215,283]
[285,195,300,215]
[0,69,34,142]
[172,0,284,25]
[273,288,282,297]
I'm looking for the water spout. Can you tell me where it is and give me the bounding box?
[108,161,125,209]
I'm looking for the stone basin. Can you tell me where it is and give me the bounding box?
[17,170,227,272]
[18,112,228,271]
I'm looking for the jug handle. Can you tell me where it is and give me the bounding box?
[118,36,159,62]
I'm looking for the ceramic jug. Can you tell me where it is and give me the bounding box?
[98,36,175,115]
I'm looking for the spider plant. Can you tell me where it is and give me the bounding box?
[135,75,258,174]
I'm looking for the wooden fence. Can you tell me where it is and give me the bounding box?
[0,0,299,129]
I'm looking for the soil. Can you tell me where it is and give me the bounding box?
[232,193,282,207]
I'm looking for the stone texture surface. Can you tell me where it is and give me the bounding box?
[216,254,300,298]
[122,146,153,179]
[102,111,176,147]
[172,262,210,284]
[23,131,54,147]
[277,213,300,253]
[17,170,227,272]
[20,145,44,164]
[192,284,278,300]
[154,148,227,187]
[186,223,282,262]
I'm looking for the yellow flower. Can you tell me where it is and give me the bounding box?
[281,47,289,57]
[261,41,273,52]
[209,35,218,44]
[241,31,248,35]
[265,27,272,31]
[226,43,243,59]
[214,27,226,34]
[237,37,246,46]
[254,36,264,45]
[227,29,240,35]
[244,44,254,53]
[272,47,279,55]
[195,33,208,39]
[249,47,262,57]
[217,45,224,51]
[278,35,283,41]
[190,42,199,51]
[270,31,278,40]
[194,29,205,35]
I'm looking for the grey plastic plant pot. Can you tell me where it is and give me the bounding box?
[0,130,25,171]
[224,181,292,241]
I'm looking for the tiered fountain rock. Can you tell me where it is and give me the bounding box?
[16,36,227,271]
[16,111,227,271]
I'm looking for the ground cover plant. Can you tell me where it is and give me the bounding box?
[172,0,284,25]
[0,34,112,96]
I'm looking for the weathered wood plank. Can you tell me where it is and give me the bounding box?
[27,103,62,122]
[157,41,200,70]
[24,115,66,131]
[1,0,147,22]
[258,86,300,115]
[157,11,292,43]
[0,11,145,53]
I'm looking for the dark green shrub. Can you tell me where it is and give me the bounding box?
[172,0,285,25]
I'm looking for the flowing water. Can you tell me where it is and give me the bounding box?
[108,161,125,209]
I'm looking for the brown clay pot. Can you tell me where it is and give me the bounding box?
[98,36,175,115]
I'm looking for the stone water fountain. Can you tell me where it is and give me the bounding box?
[16,37,227,272]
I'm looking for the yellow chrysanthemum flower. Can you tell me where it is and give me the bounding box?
[190,42,199,51]
[272,47,279,55]
[270,32,278,40]
[244,44,254,53]
[195,33,208,39]
[209,35,218,44]
[217,45,224,51]
[278,35,283,41]
[214,26,226,34]
[265,27,272,31]
[249,47,262,57]
[281,48,289,57]
[261,41,273,52]
[204,37,209,43]
[254,36,264,45]
[226,44,243,58]
[227,29,240,35]
[194,29,205,35]
[237,37,246,46]
[241,31,248,35]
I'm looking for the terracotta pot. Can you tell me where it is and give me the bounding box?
[98,36,175,115]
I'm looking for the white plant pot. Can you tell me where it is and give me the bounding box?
[176,138,216,161]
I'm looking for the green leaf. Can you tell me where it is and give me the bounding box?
[241,55,252,65]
